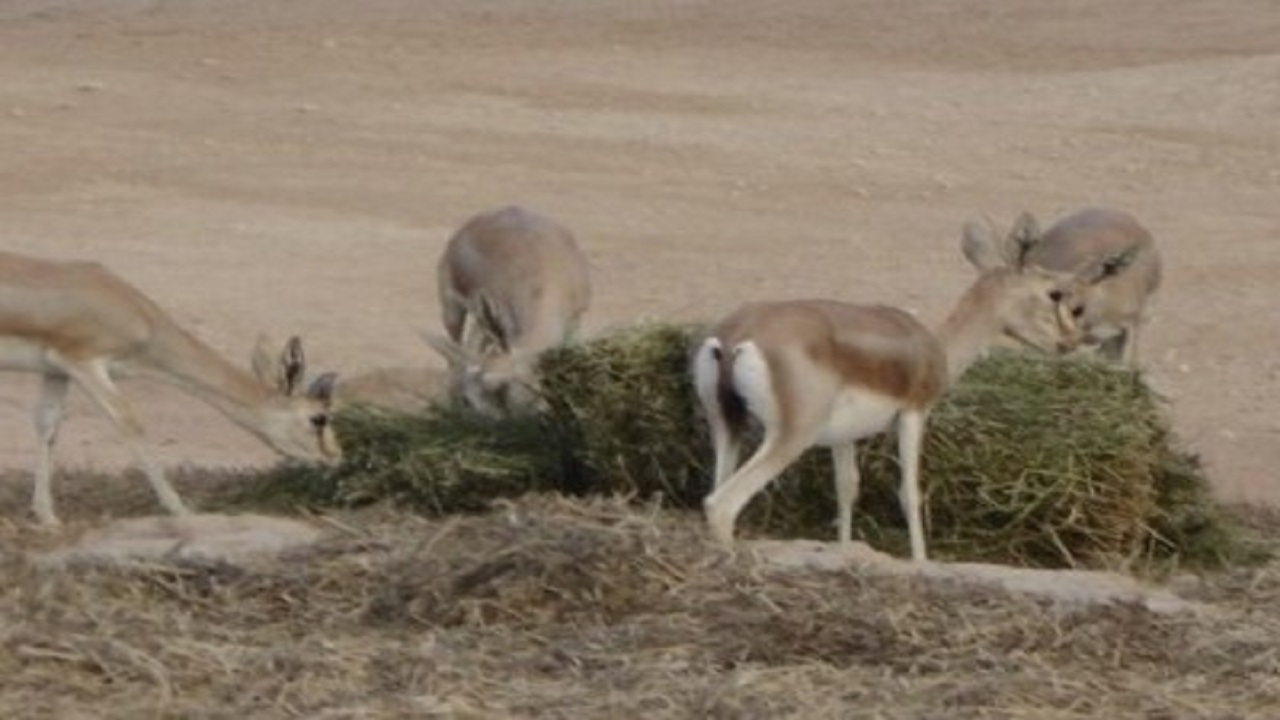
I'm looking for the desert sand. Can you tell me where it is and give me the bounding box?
[0,0,1276,506]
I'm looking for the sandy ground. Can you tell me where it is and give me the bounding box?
[0,0,1276,508]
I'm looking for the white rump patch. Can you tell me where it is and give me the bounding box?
[693,337,723,411]
[731,341,778,430]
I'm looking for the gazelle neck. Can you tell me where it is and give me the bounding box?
[508,297,578,355]
[142,321,281,431]
[935,272,1007,382]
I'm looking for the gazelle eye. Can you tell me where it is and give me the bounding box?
[310,414,329,430]
[1071,306,1085,318]
[1047,290,1064,303]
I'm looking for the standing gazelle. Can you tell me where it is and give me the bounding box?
[426,205,591,414]
[963,208,1161,365]
[694,230,1098,561]
[0,251,341,525]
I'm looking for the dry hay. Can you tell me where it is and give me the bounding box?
[1,494,1277,718]
[249,323,1249,573]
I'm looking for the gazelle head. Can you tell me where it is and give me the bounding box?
[424,331,542,416]
[250,335,342,464]
[959,214,1092,355]
[963,212,1143,349]
[1071,248,1145,346]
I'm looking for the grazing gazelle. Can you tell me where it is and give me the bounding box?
[0,251,341,525]
[963,208,1161,365]
[426,205,591,414]
[694,232,1099,561]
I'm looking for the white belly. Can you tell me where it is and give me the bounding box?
[815,386,902,446]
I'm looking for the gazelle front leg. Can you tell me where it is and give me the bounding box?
[56,358,192,518]
[32,372,70,525]
[1123,327,1138,366]
[896,409,928,562]
[1116,320,1143,366]
[831,443,861,545]
[1097,328,1129,365]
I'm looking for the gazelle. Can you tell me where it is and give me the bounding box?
[426,205,591,414]
[0,251,341,525]
[963,208,1161,365]
[694,230,1100,561]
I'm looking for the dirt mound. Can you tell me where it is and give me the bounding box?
[752,539,1198,614]
[1,495,1276,717]
[35,513,323,566]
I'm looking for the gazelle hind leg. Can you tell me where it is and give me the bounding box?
[831,443,861,545]
[693,338,741,490]
[896,409,928,562]
[703,341,819,545]
[702,402,742,492]
[56,358,191,517]
[713,429,742,491]
[703,434,809,545]
[32,373,71,525]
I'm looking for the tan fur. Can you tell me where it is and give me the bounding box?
[714,300,946,413]
[0,251,341,525]
[429,205,591,414]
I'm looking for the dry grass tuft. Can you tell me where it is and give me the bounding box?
[0,492,1278,718]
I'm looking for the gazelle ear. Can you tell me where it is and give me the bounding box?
[252,334,307,395]
[279,336,307,396]
[306,371,338,405]
[252,333,280,390]
[961,219,1005,271]
[1005,211,1043,269]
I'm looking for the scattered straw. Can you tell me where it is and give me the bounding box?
[0,494,1277,718]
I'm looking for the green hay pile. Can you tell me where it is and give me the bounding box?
[247,324,1243,571]
[849,356,1229,569]
[244,405,563,515]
